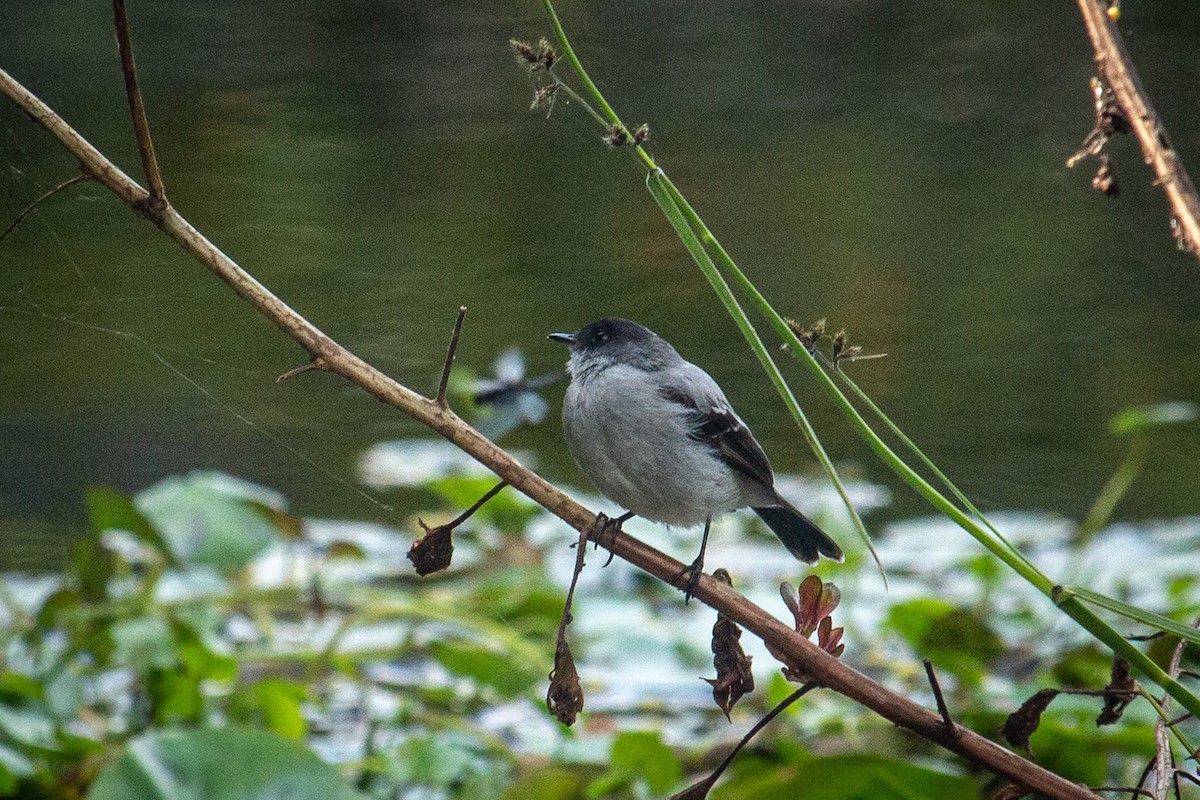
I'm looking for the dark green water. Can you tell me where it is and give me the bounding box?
[3,1,1199,569]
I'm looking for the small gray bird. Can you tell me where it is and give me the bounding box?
[550,318,843,599]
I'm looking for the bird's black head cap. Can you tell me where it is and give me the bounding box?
[550,318,679,374]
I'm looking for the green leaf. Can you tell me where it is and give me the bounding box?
[0,672,42,703]
[503,766,584,800]
[1109,402,1198,435]
[135,473,282,574]
[591,730,681,796]
[73,534,114,604]
[0,703,57,750]
[87,728,365,800]
[385,734,476,786]
[884,598,956,647]
[111,615,177,673]
[254,679,308,741]
[0,762,15,796]
[885,600,1001,683]
[147,671,204,726]
[226,680,308,741]
[87,487,175,564]
[428,640,541,698]
[35,588,81,630]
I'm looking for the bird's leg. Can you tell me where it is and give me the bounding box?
[595,511,635,566]
[676,516,712,603]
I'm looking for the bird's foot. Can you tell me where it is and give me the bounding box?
[593,511,633,567]
[675,557,705,604]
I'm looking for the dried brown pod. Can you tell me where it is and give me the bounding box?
[703,569,755,720]
[1002,688,1060,758]
[1096,657,1136,726]
[407,519,454,576]
[546,635,584,726]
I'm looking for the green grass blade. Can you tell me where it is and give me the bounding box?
[1059,586,1200,646]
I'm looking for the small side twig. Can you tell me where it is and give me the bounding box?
[444,480,507,532]
[0,172,91,243]
[276,358,328,383]
[112,0,165,207]
[924,658,957,736]
[436,305,467,407]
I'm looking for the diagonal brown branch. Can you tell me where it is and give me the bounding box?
[112,0,166,206]
[0,65,1105,800]
[1075,0,1200,259]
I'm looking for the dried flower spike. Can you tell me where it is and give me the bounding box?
[603,124,630,147]
[785,318,826,352]
[632,124,650,146]
[531,83,560,113]
[536,37,557,71]
[546,636,583,726]
[510,37,557,73]
[510,39,538,68]
[1095,657,1135,726]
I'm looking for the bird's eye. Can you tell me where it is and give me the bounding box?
[594,330,608,344]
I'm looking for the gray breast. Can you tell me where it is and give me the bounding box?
[562,364,745,526]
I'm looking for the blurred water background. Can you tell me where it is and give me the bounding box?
[2,0,1199,570]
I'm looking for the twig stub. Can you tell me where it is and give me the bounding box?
[436,305,467,407]
[923,658,957,737]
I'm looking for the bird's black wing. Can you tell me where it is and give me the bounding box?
[660,386,775,488]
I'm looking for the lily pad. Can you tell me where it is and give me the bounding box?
[87,728,364,800]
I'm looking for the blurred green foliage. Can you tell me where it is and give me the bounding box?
[0,441,1197,797]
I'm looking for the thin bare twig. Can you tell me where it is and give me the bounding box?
[112,0,165,206]
[671,683,817,799]
[445,480,508,530]
[0,65,1109,800]
[0,172,90,243]
[546,520,591,725]
[437,305,467,406]
[1075,0,1200,259]
[923,658,956,736]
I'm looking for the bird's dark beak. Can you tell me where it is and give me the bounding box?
[548,333,575,346]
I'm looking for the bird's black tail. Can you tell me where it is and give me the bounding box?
[753,503,844,564]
